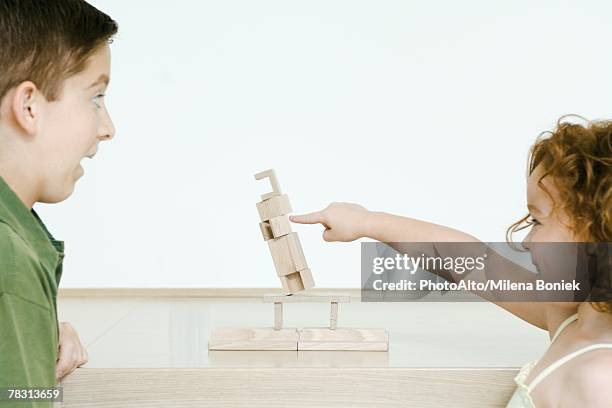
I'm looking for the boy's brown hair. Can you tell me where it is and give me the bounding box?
[0,0,118,104]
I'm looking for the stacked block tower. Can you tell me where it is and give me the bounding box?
[255,169,315,294]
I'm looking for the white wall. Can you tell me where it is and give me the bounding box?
[37,0,612,288]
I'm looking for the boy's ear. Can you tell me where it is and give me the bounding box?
[9,81,42,136]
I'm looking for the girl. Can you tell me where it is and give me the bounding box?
[291,117,612,407]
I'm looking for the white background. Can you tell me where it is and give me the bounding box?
[38,0,611,288]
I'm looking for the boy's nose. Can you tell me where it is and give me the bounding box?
[98,114,116,141]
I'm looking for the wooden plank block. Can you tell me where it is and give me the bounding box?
[209,328,298,351]
[263,293,351,303]
[267,232,308,277]
[254,169,282,201]
[256,194,292,222]
[274,302,283,330]
[58,287,362,299]
[61,368,520,408]
[298,328,389,351]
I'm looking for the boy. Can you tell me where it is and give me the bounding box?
[0,0,118,399]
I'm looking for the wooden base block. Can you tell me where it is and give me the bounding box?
[263,293,351,303]
[209,328,298,351]
[209,327,388,352]
[298,328,389,351]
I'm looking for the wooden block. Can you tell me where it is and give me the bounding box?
[268,233,308,277]
[274,302,283,330]
[262,293,350,303]
[259,221,274,241]
[268,215,292,238]
[298,328,389,351]
[208,328,297,350]
[278,269,315,294]
[330,302,338,330]
[256,194,292,222]
[254,169,282,201]
[279,272,305,294]
[299,268,315,290]
[259,216,292,241]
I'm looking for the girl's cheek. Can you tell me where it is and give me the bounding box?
[533,228,555,243]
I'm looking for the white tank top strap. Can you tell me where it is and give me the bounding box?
[551,313,578,343]
[527,343,612,393]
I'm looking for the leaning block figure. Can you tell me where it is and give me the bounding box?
[255,169,314,294]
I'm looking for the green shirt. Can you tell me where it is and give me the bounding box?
[0,176,64,407]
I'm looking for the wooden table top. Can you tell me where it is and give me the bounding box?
[57,289,548,369]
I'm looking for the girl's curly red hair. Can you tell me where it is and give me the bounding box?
[508,115,612,312]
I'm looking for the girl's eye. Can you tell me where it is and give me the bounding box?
[92,93,105,108]
[515,214,540,232]
[526,215,540,226]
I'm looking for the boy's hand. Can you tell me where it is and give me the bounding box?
[56,322,88,380]
[290,202,370,242]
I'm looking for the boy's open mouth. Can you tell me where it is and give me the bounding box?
[78,155,94,172]
[81,153,96,164]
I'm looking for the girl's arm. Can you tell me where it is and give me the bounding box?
[291,202,548,330]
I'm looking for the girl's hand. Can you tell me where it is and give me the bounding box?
[290,202,371,242]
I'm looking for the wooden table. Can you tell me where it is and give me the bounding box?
[57,289,548,407]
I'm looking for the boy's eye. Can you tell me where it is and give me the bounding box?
[92,93,105,108]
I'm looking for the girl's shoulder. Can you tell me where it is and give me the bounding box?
[565,349,612,407]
